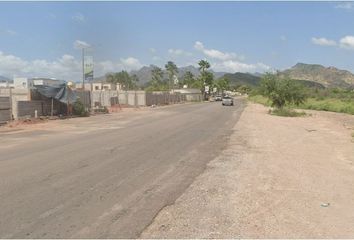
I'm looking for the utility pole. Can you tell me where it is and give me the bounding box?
[82,47,85,89]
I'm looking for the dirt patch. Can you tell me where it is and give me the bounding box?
[141,103,354,238]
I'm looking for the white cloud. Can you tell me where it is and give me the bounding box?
[280,35,287,41]
[0,29,17,36]
[168,48,192,56]
[149,48,156,53]
[0,50,144,81]
[212,60,270,73]
[311,37,337,46]
[339,35,354,49]
[335,2,354,9]
[74,40,91,49]
[72,12,86,23]
[194,41,239,61]
[119,57,143,71]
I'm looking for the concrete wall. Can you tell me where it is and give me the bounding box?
[91,90,146,108]
[0,96,11,122]
[0,88,31,120]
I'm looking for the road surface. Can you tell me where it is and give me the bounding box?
[0,100,244,238]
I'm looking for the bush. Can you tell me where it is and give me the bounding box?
[260,73,307,109]
[73,100,89,117]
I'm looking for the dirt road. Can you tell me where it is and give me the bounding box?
[142,103,354,238]
[0,101,245,238]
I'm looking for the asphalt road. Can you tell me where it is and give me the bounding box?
[0,100,245,238]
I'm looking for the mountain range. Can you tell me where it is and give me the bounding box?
[93,65,226,85]
[278,63,354,88]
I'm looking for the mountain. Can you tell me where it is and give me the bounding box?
[0,76,11,82]
[223,72,261,87]
[278,63,354,88]
[94,65,226,86]
[223,71,325,89]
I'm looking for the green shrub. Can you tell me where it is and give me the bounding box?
[73,100,89,117]
[260,73,307,109]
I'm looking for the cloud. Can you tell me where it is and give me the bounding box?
[280,35,287,41]
[119,57,143,71]
[194,41,239,61]
[168,48,192,56]
[339,35,354,49]
[149,48,156,53]
[0,50,144,81]
[72,12,86,23]
[74,40,91,49]
[335,2,354,10]
[311,37,337,46]
[212,60,270,73]
[0,29,17,36]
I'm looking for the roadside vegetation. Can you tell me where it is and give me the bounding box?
[249,73,354,116]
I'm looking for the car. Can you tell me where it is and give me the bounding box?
[215,95,222,101]
[222,96,233,106]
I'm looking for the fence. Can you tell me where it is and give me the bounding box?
[0,96,11,123]
[16,100,66,119]
[145,92,186,106]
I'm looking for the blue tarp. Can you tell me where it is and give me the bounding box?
[34,84,78,104]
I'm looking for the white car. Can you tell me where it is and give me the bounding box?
[222,96,234,106]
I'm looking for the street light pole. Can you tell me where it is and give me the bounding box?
[82,47,85,89]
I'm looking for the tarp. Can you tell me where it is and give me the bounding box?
[34,84,78,104]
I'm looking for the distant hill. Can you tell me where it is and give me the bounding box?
[0,76,11,82]
[278,63,354,88]
[223,72,261,87]
[223,71,325,89]
[93,65,226,86]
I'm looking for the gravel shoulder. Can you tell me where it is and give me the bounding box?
[141,103,354,238]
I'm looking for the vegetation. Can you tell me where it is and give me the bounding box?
[249,81,354,116]
[198,60,214,99]
[260,73,307,109]
[146,66,167,91]
[106,71,139,90]
[73,100,89,117]
[165,61,178,89]
[181,71,198,88]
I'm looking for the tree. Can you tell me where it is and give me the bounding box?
[198,60,213,99]
[198,60,210,73]
[214,77,230,94]
[130,74,139,90]
[147,66,166,91]
[106,71,136,90]
[165,61,178,90]
[182,71,195,88]
[260,73,307,109]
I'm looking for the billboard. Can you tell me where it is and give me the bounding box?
[84,55,94,82]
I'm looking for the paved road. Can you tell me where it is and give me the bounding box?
[0,100,245,238]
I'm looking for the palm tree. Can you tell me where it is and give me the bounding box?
[165,61,178,90]
[198,60,210,73]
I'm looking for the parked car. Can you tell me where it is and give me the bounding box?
[215,95,222,101]
[222,96,234,106]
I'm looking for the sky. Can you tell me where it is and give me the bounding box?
[1,1,354,81]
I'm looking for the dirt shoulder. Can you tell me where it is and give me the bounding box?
[141,103,354,238]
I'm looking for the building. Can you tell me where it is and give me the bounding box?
[13,77,34,89]
[13,77,65,89]
[0,81,14,88]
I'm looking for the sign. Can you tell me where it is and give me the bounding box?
[205,85,209,93]
[84,55,94,82]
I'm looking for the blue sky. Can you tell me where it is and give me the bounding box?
[1,1,354,81]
